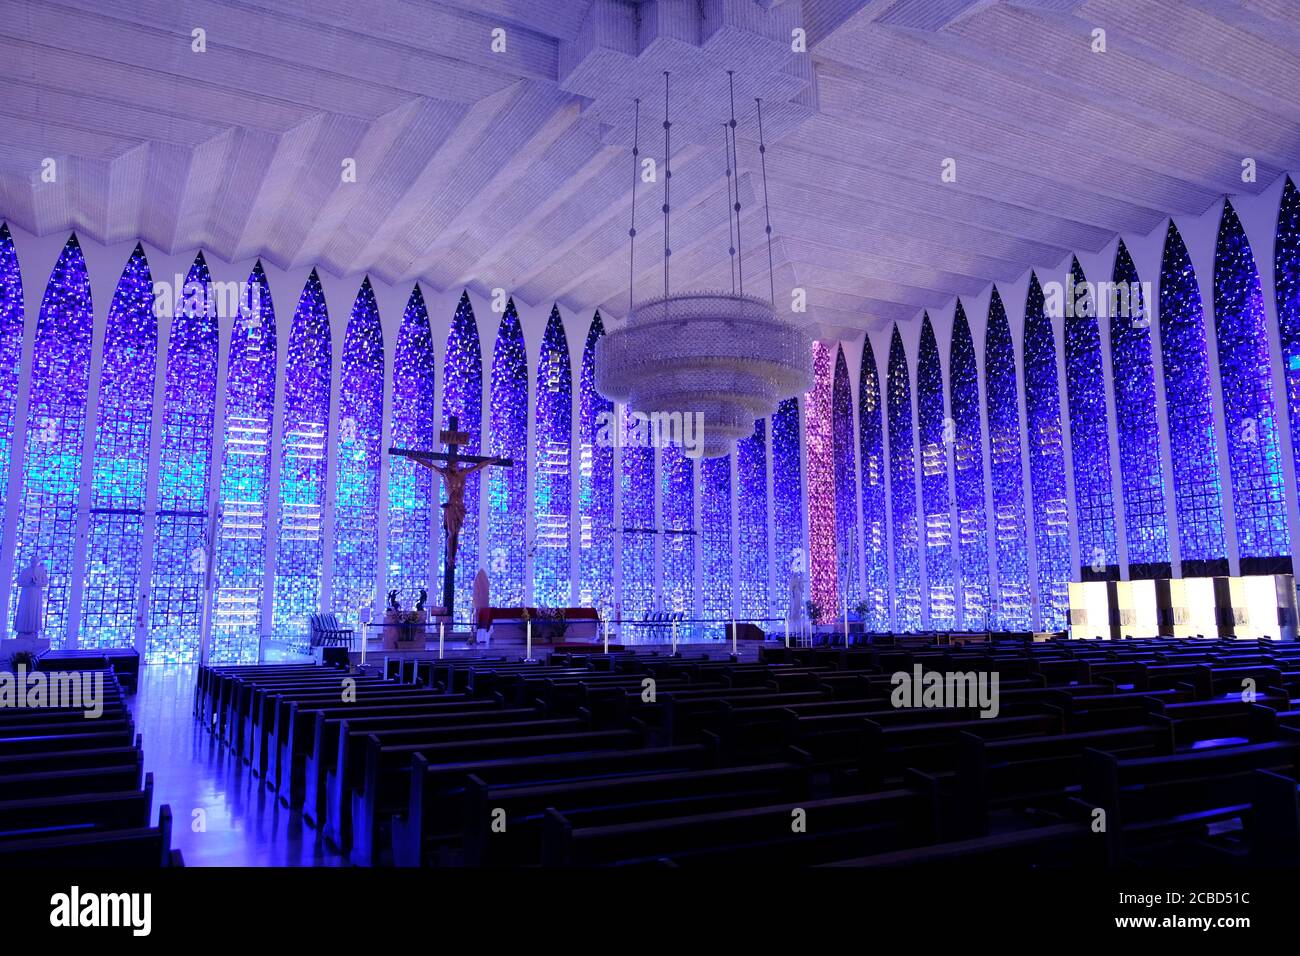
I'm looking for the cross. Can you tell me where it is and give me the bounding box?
[389,415,512,621]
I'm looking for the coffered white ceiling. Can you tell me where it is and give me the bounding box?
[1,0,1297,336]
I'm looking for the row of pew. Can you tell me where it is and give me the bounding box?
[0,668,182,865]
[194,636,1300,866]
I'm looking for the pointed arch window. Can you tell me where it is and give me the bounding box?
[1214,200,1290,568]
[737,421,769,621]
[1024,274,1070,630]
[918,314,953,628]
[273,270,331,640]
[82,245,157,650]
[442,292,484,618]
[387,285,437,606]
[488,300,529,604]
[332,279,384,624]
[211,264,277,663]
[949,302,988,630]
[1160,222,1227,573]
[12,235,94,645]
[1110,242,1170,575]
[534,306,572,606]
[832,345,860,613]
[888,327,921,632]
[578,313,614,617]
[0,225,24,579]
[984,289,1030,629]
[858,337,889,630]
[1063,258,1118,577]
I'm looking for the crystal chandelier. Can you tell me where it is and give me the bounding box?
[596,72,812,458]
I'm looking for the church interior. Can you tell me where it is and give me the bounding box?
[3,0,1300,910]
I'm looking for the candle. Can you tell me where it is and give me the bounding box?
[439,621,445,660]
[603,617,609,654]
[526,617,532,661]
[731,619,737,656]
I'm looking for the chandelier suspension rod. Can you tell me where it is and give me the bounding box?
[724,123,737,294]
[662,71,671,301]
[727,70,744,297]
[756,97,776,306]
[628,98,640,313]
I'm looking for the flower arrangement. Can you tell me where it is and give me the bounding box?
[535,606,570,642]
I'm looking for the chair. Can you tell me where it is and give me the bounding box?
[309,613,354,649]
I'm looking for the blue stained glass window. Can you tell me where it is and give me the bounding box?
[1159,221,1227,571]
[661,444,696,616]
[441,292,483,620]
[620,418,656,621]
[488,300,529,604]
[0,225,24,584]
[578,313,614,618]
[1023,273,1070,630]
[1110,241,1170,573]
[949,302,989,631]
[534,306,572,607]
[332,279,384,626]
[832,346,860,614]
[1278,180,1300,463]
[984,288,1030,629]
[81,245,157,650]
[1277,179,1300,530]
[12,235,93,646]
[917,314,954,629]
[211,263,276,663]
[1063,257,1119,577]
[858,337,889,630]
[772,397,804,620]
[701,454,732,621]
[387,285,436,609]
[737,420,769,621]
[273,270,331,642]
[147,253,220,663]
[1214,200,1290,566]
[807,342,837,620]
[887,326,921,632]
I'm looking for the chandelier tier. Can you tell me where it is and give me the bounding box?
[594,74,813,459]
[596,291,812,458]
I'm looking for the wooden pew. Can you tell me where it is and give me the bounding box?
[541,789,936,866]
[953,723,1174,836]
[0,761,146,802]
[0,805,181,867]
[818,822,1098,867]
[462,762,808,866]
[286,697,499,812]
[392,742,718,866]
[348,727,643,864]
[1081,739,1300,864]
[0,776,153,839]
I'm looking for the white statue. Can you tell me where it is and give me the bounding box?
[787,569,807,642]
[14,555,48,639]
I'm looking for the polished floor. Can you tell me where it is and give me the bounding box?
[129,666,347,867]
[128,644,762,866]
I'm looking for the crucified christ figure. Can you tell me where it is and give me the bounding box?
[415,456,504,571]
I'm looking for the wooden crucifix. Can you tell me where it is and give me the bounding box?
[389,415,512,620]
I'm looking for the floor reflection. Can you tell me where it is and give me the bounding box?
[129,666,348,867]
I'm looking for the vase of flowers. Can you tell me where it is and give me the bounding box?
[383,592,426,649]
[535,606,570,643]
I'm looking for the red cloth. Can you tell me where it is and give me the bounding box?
[475,607,600,629]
